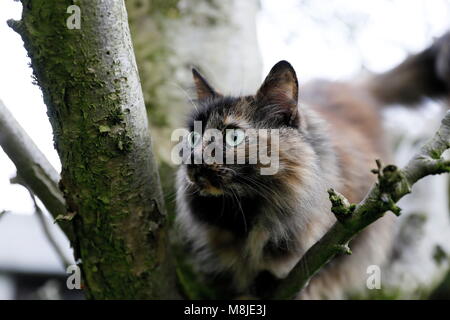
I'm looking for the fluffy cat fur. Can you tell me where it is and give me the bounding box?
[175,33,450,299]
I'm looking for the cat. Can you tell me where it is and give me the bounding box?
[175,32,450,299]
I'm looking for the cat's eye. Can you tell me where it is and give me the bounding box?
[187,131,201,147]
[225,129,245,147]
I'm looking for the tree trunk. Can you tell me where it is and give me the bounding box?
[9,0,178,299]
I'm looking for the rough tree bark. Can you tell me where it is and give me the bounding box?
[8,0,178,299]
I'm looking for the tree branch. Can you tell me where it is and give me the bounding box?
[27,188,73,269]
[0,99,73,241]
[273,110,450,300]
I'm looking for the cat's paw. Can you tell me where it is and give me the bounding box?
[434,31,450,88]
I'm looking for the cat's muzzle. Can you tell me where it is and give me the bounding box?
[187,164,227,196]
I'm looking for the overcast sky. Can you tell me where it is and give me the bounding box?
[1,0,450,215]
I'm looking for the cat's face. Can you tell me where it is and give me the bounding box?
[183,61,302,197]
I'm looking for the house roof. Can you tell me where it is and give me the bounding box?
[0,213,75,275]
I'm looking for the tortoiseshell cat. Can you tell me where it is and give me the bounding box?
[175,33,450,299]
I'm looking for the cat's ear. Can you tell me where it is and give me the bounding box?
[256,60,299,125]
[192,68,221,100]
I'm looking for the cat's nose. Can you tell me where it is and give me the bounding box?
[188,164,218,185]
[194,165,213,179]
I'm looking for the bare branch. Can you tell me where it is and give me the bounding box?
[10,173,73,268]
[0,99,73,241]
[273,110,450,300]
[27,189,73,269]
[0,210,7,221]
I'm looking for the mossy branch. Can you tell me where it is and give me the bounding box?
[272,110,450,300]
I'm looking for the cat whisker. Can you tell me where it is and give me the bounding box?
[230,188,247,233]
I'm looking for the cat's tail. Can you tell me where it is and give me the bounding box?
[362,31,450,107]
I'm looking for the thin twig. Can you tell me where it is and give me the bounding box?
[27,189,72,270]
[0,210,7,221]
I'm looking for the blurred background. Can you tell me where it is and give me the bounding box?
[0,0,449,299]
